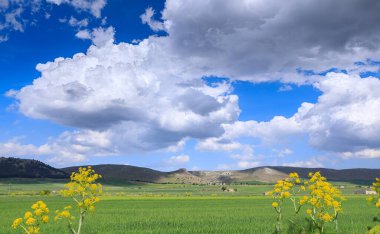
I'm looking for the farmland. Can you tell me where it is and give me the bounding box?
[0,180,378,234]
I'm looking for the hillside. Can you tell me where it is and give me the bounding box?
[63,165,380,185]
[62,165,207,184]
[0,157,68,179]
[1,157,379,184]
[267,166,380,182]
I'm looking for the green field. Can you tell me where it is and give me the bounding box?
[0,180,378,234]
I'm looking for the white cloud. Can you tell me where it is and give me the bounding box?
[197,137,242,151]
[10,37,239,161]
[75,26,114,47]
[237,161,260,169]
[0,0,106,41]
[0,34,8,42]
[165,154,190,165]
[68,16,89,28]
[0,130,115,166]
[278,84,292,92]
[46,0,106,18]
[140,7,165,32]
[214,72,380,159]
[4,7,24,32]
[0,0,9,10]
[283,158,324,168]
[75,29,91,39]
[157,0,380,83]
[6,0,380,165]
[273,148,293,157]
[302,73,380,154]
[341,149,380,159]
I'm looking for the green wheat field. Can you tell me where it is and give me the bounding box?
[0,180,378,234]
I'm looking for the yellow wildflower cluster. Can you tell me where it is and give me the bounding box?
[54,205,75,222]
[270,171,345,233]
[304,172,345,231]
[270,172,303,233]
[55,166,103,234]
[60,166,103,211]
[271,173,301,199]
[12,201,49,234]
[367,178,380,208]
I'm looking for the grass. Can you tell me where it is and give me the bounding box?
[0,180,378,233]
[0,195,378,233]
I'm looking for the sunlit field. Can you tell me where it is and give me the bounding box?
[0,181,377,234]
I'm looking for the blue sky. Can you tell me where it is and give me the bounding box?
[1,0,380,170]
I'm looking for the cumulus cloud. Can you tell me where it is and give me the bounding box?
[75,26,115,46]
[11,37,239,160]
[157,0,380,83]
[6,0,380,165]
[197,137,242,151]
[211,72,380,159]
[140,7,165,32]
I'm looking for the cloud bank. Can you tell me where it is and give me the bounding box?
[5,0,380,165]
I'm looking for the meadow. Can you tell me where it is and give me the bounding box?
[0,180,378,234]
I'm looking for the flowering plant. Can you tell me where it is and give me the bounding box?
[367,178,380,233]
[12,201,49,234]
[270,171,344,233]
[55,166,102,234]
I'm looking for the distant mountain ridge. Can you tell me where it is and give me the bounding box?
[62,164,380,184]
[0,157,68,179]
[1,157,379,184]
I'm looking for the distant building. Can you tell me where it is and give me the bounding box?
[354,189,377,195]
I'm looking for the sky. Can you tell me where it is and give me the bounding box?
[0,0,380,171]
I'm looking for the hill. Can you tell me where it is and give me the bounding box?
[267,166,380,182]
[62,165,207,184]
[0,157,68,179]
[1,157,379,184]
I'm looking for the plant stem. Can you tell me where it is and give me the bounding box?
[77,209,84,234]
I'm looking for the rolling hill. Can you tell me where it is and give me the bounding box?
[1,157,379,184]
[0,157,68,179]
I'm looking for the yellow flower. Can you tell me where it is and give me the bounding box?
[306,209,312,215]
[322,213,332,222]
[24,211,33,219]
[41,215,49,223]
[25,217,37,225]
[282,191,291,198]
[12,218,23,229]
[34,209,43,216]
[272,202,279,208]
[60,210,71,218]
